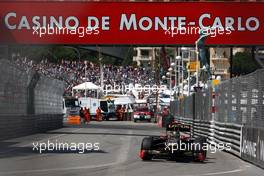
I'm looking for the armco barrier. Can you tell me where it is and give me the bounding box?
[175,117,242,157]
[0,59,65,140]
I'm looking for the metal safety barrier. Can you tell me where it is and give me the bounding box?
[175,117,241,157]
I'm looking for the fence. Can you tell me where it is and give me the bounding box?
[170,69,264,168]
[0,59,65,140]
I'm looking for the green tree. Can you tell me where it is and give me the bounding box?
[50,46,78,62]
[9,45,79,62]
[232,52,260,76]
[10,45,52,62]
[121,47,133,66]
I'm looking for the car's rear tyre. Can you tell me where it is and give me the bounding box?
[140,137,153,161]
[193,136,207,162]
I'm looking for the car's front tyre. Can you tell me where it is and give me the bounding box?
[140,137,153,161]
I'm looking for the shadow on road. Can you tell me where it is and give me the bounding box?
[142,156,215,164]
[0,142,107,159]
[46,131,156,137]
[63,122,161,131]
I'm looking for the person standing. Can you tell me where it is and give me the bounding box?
[84,107,90,124]
[80,107,85,123]
[96,107,102,121]
[87,108,91,123]
[121,105,126,121]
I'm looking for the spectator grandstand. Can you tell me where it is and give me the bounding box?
[14,57,156,96]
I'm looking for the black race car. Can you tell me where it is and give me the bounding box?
[139,121,207,162]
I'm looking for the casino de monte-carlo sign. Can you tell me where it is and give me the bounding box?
[0,2,263,45]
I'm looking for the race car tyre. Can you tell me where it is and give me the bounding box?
[141,137,153,150]
[193,136,207,162]
[140,137,153,161]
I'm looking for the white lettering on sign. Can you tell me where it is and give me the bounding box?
[139,16,153,31]
[198,13,260,31]
[87,16,110,30]
[4,12,81,30]
[18,16,30,30]
[65,16,79,29]
[4,12,16,29]
[102,16,110,30]
[3,12,260,32]
[119,14,186,31]
[241,139,257,158]
[120,14,137,30]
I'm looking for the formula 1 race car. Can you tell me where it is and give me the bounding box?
[133,105,153,123]
[139,121,207,162]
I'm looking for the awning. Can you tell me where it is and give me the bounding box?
[72,82,100,91]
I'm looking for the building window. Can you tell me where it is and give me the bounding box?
[141,50,149,56]
[133,49,138,56]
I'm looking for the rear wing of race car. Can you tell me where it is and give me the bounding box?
[166,123,191,132]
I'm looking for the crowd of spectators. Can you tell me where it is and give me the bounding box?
[14,57,156,95]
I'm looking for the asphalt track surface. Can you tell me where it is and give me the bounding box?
[0,121,263,176]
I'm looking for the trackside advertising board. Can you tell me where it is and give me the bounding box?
[0,2,264,45]
[241,126,264,169]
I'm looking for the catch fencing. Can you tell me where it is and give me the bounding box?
[0,59,65,140]
[170,69,264,168]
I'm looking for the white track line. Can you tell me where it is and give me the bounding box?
[184,168,243,176]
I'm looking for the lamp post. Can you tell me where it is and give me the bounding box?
[170,62,175,95]
[175,56,181,97]
[181,47,192,96]
[167,67,173,100]
[181,47,188,97]
[84,60,87,98]
[188,52,191,96]
[169,67,173,99]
